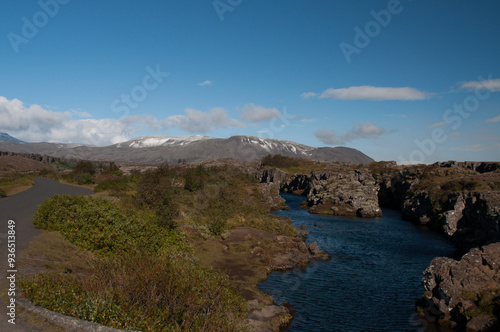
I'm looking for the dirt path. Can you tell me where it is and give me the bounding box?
[0,177,93,331]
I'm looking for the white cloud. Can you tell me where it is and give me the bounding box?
[0,96,71,136]
[50,118,135,146]
[163,108,244,133]
[198,80,214,87]
[315,122,387,145]
[460,78,500,92]
[429,121,450,129]
[300,92,318,99]
[0,96,245,145]
[315,129,341,145]
[241,103,281,122]
[486,115,500,123]
[319,86,428,101]
[0,96,136,145]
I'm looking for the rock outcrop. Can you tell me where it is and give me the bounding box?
[258,182,286,211]
[305,170,382,218]
[375,163,500,250]
[258,168,288,185]
[279,169,382,218]
[401,190,500,250]
[271,236,331,270]
[433,161,500,174]
[418,242,500,331]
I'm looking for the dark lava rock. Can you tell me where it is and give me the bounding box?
[418,242,500,331]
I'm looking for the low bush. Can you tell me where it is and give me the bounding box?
[94,177,132,193]
[183,165,209,192]
[0,188,6,198]
[68,160,97,184]
[261,154,300,168]
[20,254,247,331]
[441,180,483,192]
[32,195,178,256]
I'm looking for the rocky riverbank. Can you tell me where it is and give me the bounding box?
[257,159,500,330]
[192,224,331,332]
[418,242,500,331]
[259,161,500,249]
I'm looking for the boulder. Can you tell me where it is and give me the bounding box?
[418,242,500,331]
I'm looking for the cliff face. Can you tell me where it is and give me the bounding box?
[418,242,500,332]
[278,168,382,218]
[258,162,500,242]
[377,164,500,250]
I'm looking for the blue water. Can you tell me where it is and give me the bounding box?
[258,194,456,332]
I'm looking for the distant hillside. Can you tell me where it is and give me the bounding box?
[0,133,24,143]
[0,135,374,164]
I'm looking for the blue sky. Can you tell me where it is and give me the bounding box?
[1,0,499,163]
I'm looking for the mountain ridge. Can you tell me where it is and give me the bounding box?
[0,135,374,164]
[0,132,25,143]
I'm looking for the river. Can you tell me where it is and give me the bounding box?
[258,193,456,332]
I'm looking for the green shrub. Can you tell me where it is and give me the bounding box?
[261,154,300,168]
[94,177,131,193]
[19,254,247,331]
[100,162,123,176]
[0,188,6,198]
[441,180,482,192]
[69,161,97,184]
[72,160,96,175]
[0,172,34,187]
[74,173,95,185]
[183,165,209,192]
[156,188,180,230]
[136,164,178,206]
[33,195,170,256]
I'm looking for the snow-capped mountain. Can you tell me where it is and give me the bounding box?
[234,136,313,156]
[116,135,213,148]
[0,135,374,164]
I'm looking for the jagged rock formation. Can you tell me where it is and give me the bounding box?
[0,150,77,165]
[258,182,286,211]
[297,169,382,218]
[260,166,382,218]
[398,187,498,251]
[418,243,500,331]
[433,161,500,174]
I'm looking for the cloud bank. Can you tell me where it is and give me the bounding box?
[315,122,387,145]
[319,86,428,101]
[241,103,281,122]
[0,96,245,146]
[460,78,500,92]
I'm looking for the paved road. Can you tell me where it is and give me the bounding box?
[0,178,93,331]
